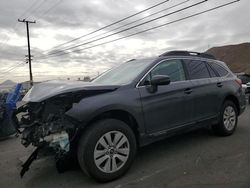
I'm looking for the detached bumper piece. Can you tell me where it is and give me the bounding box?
[20,147,41,178]
[20,131,70,177]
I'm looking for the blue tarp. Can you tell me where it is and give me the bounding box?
[0,84,22,137]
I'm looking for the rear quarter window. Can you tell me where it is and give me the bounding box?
[206,63,217,77]
[185,60,210,80]
[210,62,228,77]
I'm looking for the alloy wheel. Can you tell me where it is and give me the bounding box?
[94,131,130,173]
[223,106,236,131]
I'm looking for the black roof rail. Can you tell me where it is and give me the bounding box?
[127,59,136,62]
[159,50,216,60]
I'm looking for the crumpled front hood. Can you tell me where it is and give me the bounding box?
[22,80,118,102]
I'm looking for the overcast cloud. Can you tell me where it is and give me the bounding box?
[0,0,249,83]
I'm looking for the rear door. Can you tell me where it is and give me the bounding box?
[208,61,231,111]
[184,59,219,121]
[138,59,194,133]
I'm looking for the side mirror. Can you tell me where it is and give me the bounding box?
[151,75,171,86]
[146,75,170,93]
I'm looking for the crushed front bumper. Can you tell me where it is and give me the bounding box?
[16,105,78,177]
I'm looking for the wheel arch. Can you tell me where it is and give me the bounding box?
[80,109,141,146]
[223,95,240,115]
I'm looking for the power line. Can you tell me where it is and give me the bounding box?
[53,0,190,53]
[1,0,51,46]
[0,63,26,81]
[39,0,63,18]
[24,0,47,20]
[39,0,240,59]
[46,0,170,51]
[40,0,208,58]
[0,62,26,75]
[18,0,41,19]
[0,0,41,48]
[0,63,23,73]
[0,0,61,53]
[0,58,25,67]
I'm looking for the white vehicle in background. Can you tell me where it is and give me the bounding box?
[245,82,250,94]
[245,82,250,104]
[237,73,250,93]
[242,83,248,93]
[236,73,250,104]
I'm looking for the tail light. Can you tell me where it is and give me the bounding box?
[235,78,242,88]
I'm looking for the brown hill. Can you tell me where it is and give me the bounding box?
[206,43,250,73]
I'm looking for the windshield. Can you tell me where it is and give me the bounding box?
[92,59,153,85]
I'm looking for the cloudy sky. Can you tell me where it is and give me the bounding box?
[0,0,249,83]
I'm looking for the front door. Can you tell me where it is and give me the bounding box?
[138,59,194,134]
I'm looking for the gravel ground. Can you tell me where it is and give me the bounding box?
[0,106,249,188]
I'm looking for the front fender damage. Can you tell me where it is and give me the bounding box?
[16,88,117,177]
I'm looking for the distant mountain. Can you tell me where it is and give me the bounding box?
[206,42,250,73]
[0,80,16,92]
[0,80,16,86]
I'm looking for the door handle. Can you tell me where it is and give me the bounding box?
[184,88,193,94]
[217,82,223,87]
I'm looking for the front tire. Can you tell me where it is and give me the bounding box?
[212,100,238,136]
[77,119,137,182]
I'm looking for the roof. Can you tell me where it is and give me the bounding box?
[159,50,216,60]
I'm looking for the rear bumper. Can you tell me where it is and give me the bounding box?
[238,89,247,115]
[239,104,246,115]
[239,94,247,115]
[246,88,250,94]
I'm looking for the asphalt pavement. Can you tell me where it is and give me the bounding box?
[0,106,249,188]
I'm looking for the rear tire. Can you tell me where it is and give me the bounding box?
[212,100,238,136]
[77,119,137,182]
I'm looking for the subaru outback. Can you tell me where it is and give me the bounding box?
[15,51,246,182]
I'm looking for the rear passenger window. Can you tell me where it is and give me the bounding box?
[207,63,217,77]
[210,63,228,77]
[185,60,210,80]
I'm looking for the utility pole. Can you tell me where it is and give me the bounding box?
[18,19,36,87]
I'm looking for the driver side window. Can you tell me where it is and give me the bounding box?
[143,59,186,85]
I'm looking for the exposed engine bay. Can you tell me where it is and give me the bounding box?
[17,94,79,177]
[15,81,118,177]
[18,98,75,150]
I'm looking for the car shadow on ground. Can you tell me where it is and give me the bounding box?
[23,128,217,188]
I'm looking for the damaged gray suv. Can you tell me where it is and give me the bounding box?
[16,51,246,182]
